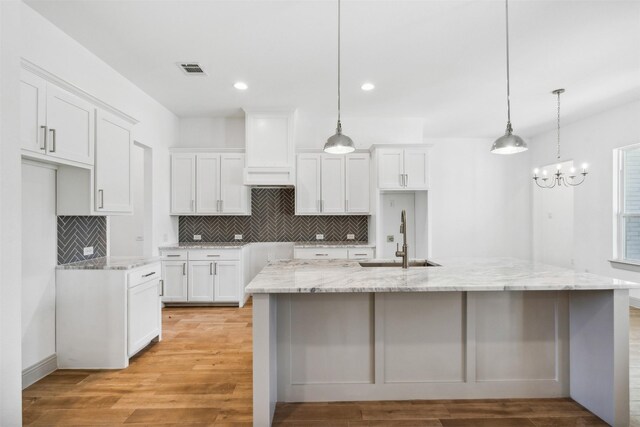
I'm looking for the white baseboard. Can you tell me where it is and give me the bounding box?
[22,354,57,389]
[630,296,640,309]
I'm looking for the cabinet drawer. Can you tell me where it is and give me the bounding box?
[160,250,187,261]
[128,263,161,288]
[294,247,348,259]
[347,248,375,260]
[188,249,240,261]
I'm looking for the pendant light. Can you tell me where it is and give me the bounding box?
[324,0,355,154]
[533,89,589,188]
[491,0,527,155]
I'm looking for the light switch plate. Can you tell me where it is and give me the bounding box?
[346,234,355,240]
[316,234,324,240]
[234,234,243,240]
[193,235,202,241]
[83,246,94,256]
[135,236,144,242]
[387,235,395,243]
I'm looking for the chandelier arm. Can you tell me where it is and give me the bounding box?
[565,174,587,187]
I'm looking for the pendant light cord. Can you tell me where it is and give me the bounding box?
[505,0,512,130]
[556,90,561,160]
[337,0,342,130]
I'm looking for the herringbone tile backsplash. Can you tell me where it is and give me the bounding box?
[57,216,107,264]
[179,188,368,242]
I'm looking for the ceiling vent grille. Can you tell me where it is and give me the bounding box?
[178,63,207,76]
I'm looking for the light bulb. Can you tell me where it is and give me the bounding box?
[542,170,548,176]
[581,163,589,170]
[556,164,562,170]
[570,167,576,174]
[533,168,539,175]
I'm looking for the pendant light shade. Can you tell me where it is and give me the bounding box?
[324,0,355,154]
[491,0,527,155]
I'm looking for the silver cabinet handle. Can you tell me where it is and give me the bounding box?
[142,271,156,278]
[404,174,408,187]
[166,254,181,257]
[159,279,164,296]
[40,125,47,150]
[207,254,220,257]
[315,253,329,256]
[214,263,217,275]
[400,174,403,187]
[98,189,104,209]
[354,253,368,256]
[210,262,213,275]
[49,128,56,152]
[182,263,186,276]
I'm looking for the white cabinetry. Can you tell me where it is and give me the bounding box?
[376,147,429,190]
[95,110,132,213]
[244,109,296,185]
[160,248,245,305]
[294,247,374,260]
[56,263,162,369]
[296,152,370,215]
[171,151,249,215]
[20,70,95,165]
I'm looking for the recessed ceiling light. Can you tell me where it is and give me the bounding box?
[234,82,248,90]
[361,83,375,91]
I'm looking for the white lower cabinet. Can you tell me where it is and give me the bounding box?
[294,247,375,260]
[128,278,162,357]
[161,249,244,305]
[161,261,188,302]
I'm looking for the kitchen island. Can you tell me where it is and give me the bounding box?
[246,258,638,427]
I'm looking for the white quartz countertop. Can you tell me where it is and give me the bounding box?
[57,256,161,271]
[245,257,640,293]
[159,242,250,249]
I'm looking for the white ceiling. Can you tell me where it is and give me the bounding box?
[25,0,640,138]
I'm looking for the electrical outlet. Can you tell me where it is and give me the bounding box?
[234,234,243,240]
[387,235,395,243]
[346,234,355,240]
[83,246,94,256]
[316,234,324,240]
[135,236,144,242]
[193,235,202,241]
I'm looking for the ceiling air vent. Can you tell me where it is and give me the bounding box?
[177,62,207,76]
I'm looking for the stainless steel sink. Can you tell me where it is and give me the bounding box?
[359,261,439,268]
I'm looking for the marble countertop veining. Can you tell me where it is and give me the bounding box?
[293,241,375,248]
[158,242,251,249]
[245,257,640,293]
[57,256,161,271]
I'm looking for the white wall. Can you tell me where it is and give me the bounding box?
[1,1,23,424]
[21,3,180,252]
[428,138,532,259]
[177,117,244,148]
[529,101,640,289]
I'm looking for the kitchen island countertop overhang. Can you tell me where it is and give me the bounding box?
[245,257,638,294]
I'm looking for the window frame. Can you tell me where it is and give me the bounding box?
[615,144,640,263]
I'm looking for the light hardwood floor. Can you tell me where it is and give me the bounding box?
[23,302,640,426]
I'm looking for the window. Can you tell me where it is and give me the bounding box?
[617,144,640,262]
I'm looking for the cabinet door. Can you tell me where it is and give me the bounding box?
[196,154,219,214]
[95,110,132,213]
[171,154,196,214]
[296,154,321,214]
[245,112,294,168]
[404,148,429,189]
[346,154,370,213]
[128,279,161,356]
[161,261,188,302]
[45,84,95,165]
[188,261,215,302]
[214,261,240,302]
[20,71,47,154]
[377,149,404,189]
[321,155,346,213]
[220,154,248,214]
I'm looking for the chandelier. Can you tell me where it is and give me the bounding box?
[533,89,588,188]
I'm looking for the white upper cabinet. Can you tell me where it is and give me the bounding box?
[244,109,296,185]
[376,147,429,190]
[346,154,370,213]
[171,151,250,215]
[296,152,370,215]
[321,156,345,213]
[20,70,95,165]
[220,154,248,214]
[46,84,95,165]
[95,110,132,213]
[296,154,322,214]
[20,71,47,154]
[196,154,220,214]
[171,154,196,214]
